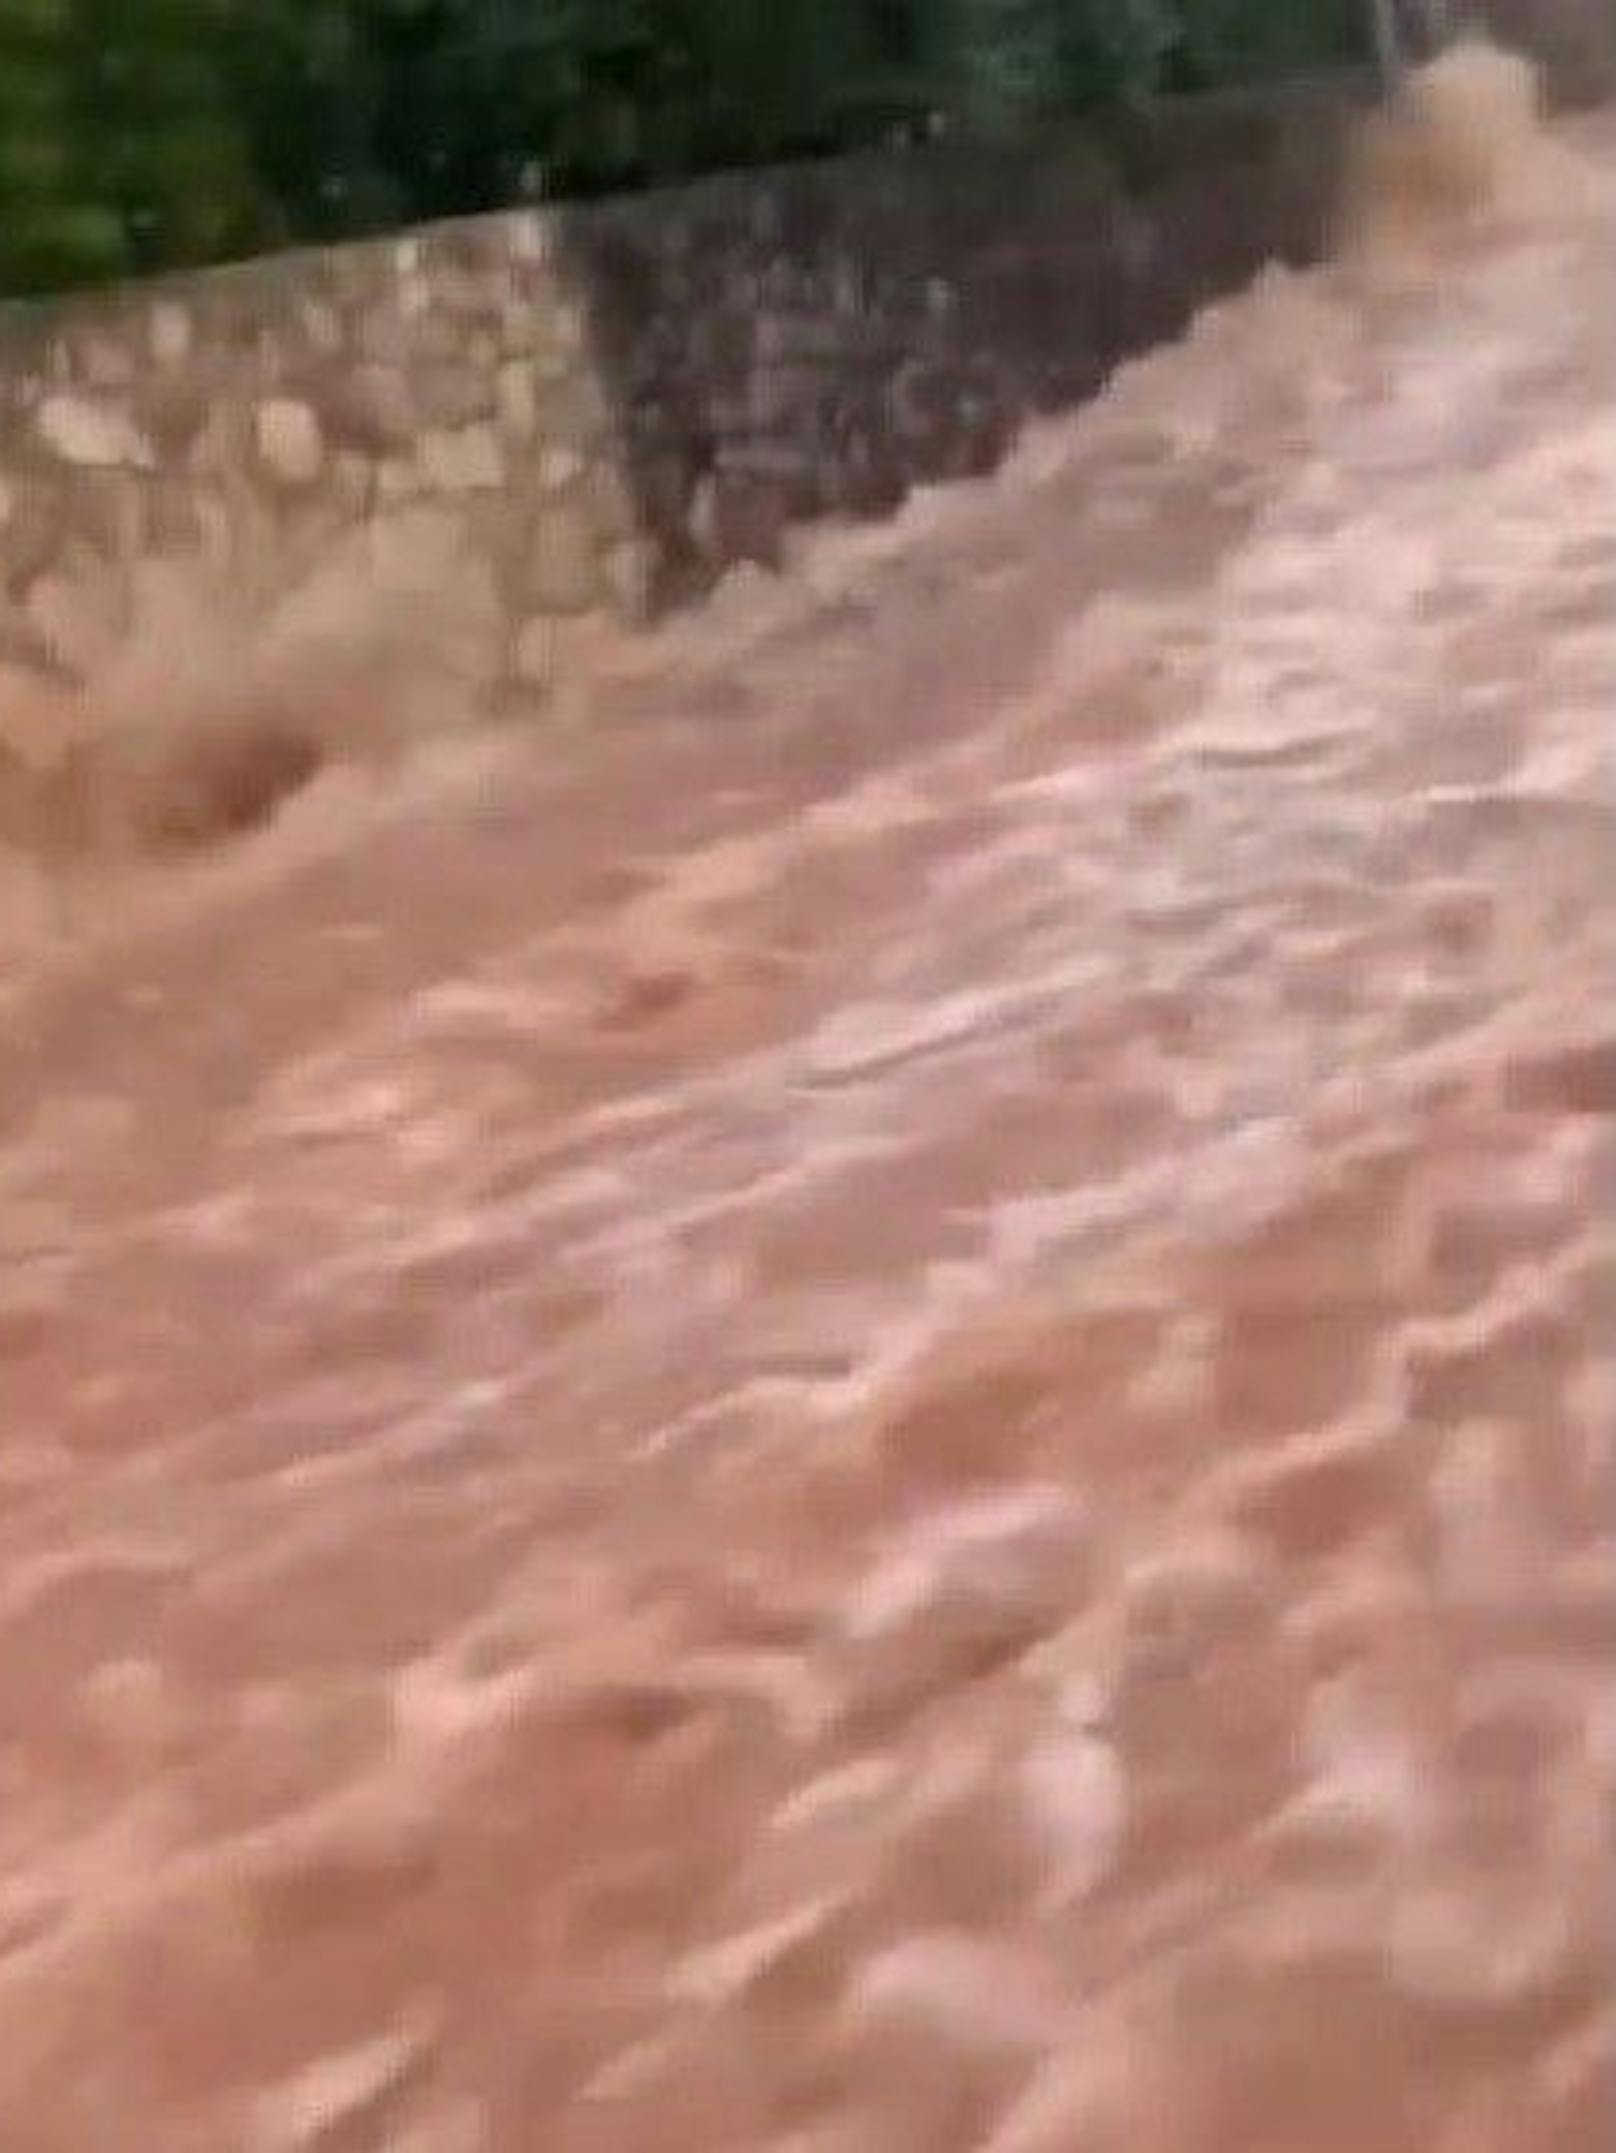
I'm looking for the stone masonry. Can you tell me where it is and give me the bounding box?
[0,84,1361,715]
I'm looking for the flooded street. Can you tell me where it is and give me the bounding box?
[0,96,1612,2153]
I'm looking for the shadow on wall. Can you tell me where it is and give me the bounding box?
[530,2,1613,637]
[551,79,1364,631]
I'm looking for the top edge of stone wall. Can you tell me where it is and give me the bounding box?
[0,74,1373,340]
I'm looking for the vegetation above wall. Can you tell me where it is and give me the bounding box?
[0,2,1390,295]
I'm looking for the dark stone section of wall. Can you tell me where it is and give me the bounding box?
[1478,0,1615,108]
[559,81,1360,620]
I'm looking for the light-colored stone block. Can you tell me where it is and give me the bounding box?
[420,425,503,495]
[36,393,152,470]
[255,399,325,488]
[508,211,553,265]
[149,302,192,366]
[538,445,585,493]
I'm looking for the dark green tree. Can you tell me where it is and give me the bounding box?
[74,0,268,271]
[0,0,271,293]
[0,0,123,291]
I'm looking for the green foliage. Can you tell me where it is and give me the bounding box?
[0,2,1380,292]
[1168,0,1370,87]
[0,0,270,294]
[0,0,117,291]
[76,0,268,269]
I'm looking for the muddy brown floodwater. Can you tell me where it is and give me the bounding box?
[0,90,1613,2153]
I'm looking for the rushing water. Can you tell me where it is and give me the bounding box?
[0,84,1611,2153]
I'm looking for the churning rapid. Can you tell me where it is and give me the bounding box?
[0,43,1611,2153]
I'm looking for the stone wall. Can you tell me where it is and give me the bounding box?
[0,79,1365,716]
[1478,0,1616,106]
